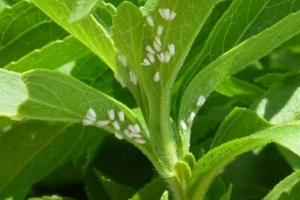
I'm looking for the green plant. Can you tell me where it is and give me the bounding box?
[1,0,300,199]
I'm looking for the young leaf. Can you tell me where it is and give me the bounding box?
[5,35,91,72]
[211,107,272,148]
[95,169,136,200]
[215,77,265,106]
[263,170,300,200]
[31,0,116,70]
[179,10,300,127]
[69,0,102,23]
[0,69,27,116]
[160,191,169,200]
[189,122,300,200]
[130,178,167,200]
[0,121,105,200]
[0,0,67,68]
[176,0,300,110]
[251,73,300,124]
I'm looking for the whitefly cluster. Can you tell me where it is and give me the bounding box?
[142,8,177,83]
[82,108,146,144]
[179,95,206,131]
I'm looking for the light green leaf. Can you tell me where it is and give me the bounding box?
[263,170,300,200]
[2,69,158,170]
[5,35,91,72]
[179,10,300,127]
[31,0,116,70]
[29,196,74,200]
[130,178,166,200]
[211,107,272,148]
[0,121,105,200]
[176,0,300,102]
[71,53,136,107]
[19,69,135,124]
[0,69,27,116]
[0,0,67,68]
[160,191,169,200]
[69,0,102,23]
[95,169,136,200]
[216,77,265,106]
[189,122,300,200]
[251,73,300,124]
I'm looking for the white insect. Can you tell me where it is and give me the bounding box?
[146,45,155,54]
[169,11,177,20]
[164,51,171,63]
[155,36,162,46]
[114,73,126,88]
[157,52,165,62]
[168,44,175,56]
[141,58,151,66]
[134,138,146,144]
[163,8,171,20]
[179,120,187,130]
[153,40,162,52]
[157,25,163,36]
[118,111,125,122]
[124,129,133,139]
[112,121,120,131]
[114,132,123,140]
[187,112,196,124]
[83,119,93,126]
[130,132,142,138]
[147,53,155,63]
[129,71,138,85]
[118,55,127,67]
[107,109,115,121]
[197,95,206,107]
[96,120,110,127]
[86,108,96,121]
[153,71,160,82]
[128,124,138,134]
[134,124,141,133]
[146,16,154,27]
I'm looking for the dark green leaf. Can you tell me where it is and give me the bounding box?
[0,1,67,68]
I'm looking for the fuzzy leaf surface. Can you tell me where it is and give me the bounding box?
[69,0,101,23]
[0,121,105,200]
[0,69,27,116]
[179,10,300,124]
[263,169,300,200]
[251,73,300,124]
[0,0,67,68]
[189,122,300,200]
[5,35,91,72]
[31,0,116,70]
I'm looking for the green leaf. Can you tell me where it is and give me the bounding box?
[0,121,105,200]
[179,10,300,127]
[216,77,265,106]
[69,0,102,23]
[174,161,192,196]
[211,107,272,148]
[189,122,300,200]
[263,170,300,200]
[0,69,27,116]
[31,0,116,70]
[251,73,300,124]
[0,0,67,68]
[29,196,74,200]
[95,169,136,200]
[176,0,300,105]
[130,178,166,200]
[5,35,91,72]
[19,70,135,124]
[160,191,169,200]
[71,54,136,107]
